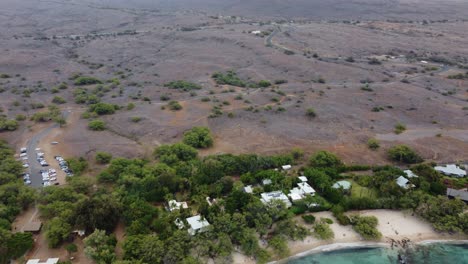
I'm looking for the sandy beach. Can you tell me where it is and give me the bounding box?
[232,209,467,263]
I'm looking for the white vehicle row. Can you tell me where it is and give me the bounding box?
[55,156,73,176]
[41,168,59,186]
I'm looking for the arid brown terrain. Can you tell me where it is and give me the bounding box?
[1,0,467,165]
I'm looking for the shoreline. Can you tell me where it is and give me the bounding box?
[274,239,468,263]
[232,209,468,264]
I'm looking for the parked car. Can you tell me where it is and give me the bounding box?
[20,147,27,153]
[22,164,29,168]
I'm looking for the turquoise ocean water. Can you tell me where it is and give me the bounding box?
[287,243,468,264]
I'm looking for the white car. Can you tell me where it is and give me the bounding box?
[20,147,27,153]
[21,157,28,160]
[24,180,31,185]
[51,141,59,145]
[22,164,29,168]
[35,148,41,151]
[20,153,27,158]
[50,177,57,181]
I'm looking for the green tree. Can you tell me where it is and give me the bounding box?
[84,229,116,264]
[45,217,72,248]
[182,127,214,148]
[309,151,343,168]
[350,215,382,240]
[387,145,423,164]
[312,220,334,240]
[367,138,380,150]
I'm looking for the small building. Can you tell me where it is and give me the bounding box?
[282,165,292,170]
[396,176,414,189]
[262,179,272,186]
[446,188,468,203]
[26,258,59,264]
[288,191,303,202]
[298,176,308,182]
[23,221,42,233]
[260,191,292,208]
[435,164,466,178]
[168,200,189,212]
[332,180,351,190]
[297,182,316,196]
[251,30,262,35]
[186,215,210,235]
[404,170,418,178]
[243,185,253,194]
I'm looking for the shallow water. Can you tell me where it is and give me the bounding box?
[287,243,468,264]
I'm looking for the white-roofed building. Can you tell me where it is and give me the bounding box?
[26,258,59,264]
[297,182,316,196]
[298,176,308,182]
[332,180,351,190]
[396,176,414,189]
[167,200,189,212]
[243,185,253,194]
[288,191,303,202]
[262,179,272,186]
[404,170,418,178]
[282,165,292,170]
[434,164,466,178]
[186,215,210,235]
[260,191,292,208]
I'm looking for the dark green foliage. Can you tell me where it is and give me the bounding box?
[305,108,317,118]
[0,116,19,132]
[84,229,117,264]
[155,143,198,163]
[52,96,66,104]
[88,119,106,131]
[167,100,182,111]
[301,214,316,224]
[182,127,213,149]
[388,145,423,164]
[67,157,88,176]
[350,215,382,240]
[164,80,202,91]
[312,220,334,240]
[95,152,112,164]
[257,80,271,88]
[416,196,466,234]
[89,103,116,115]
[367,138,380,150]
[74,76,102,86]
[212,71,246,87]
[310,151,343,168]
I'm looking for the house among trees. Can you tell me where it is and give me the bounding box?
[446,188,468,203]
[260,191,292,208]
[434,164,467,178]
[332,180,351,190]
[396,176,414,189]
[282,164,292,170]
[298,176,308,182]
[262,179,272,186]
[186,215,210,235]
[167,200,188,212]
[404,169,418,178]
[243,185,253,194]
[26,258,59,264]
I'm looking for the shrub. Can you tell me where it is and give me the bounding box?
[274,79,288,85]
[89,103,116,115]
[95,152,112,164]
[126,103,135,110]
[88,119,106,131]
[368,58,382,65]
[0,117,19,132]
[306,108,317,118]
[367,138,380,150]
[74,76,102,86]
[387,145,423,164]
[131,117,142,123]
[167,101,182,111]
[394,123,406,134]
[212,71,246,87]
[52,96,66,104]
[160,94,171,101]
[164,80,201,91]
[15,114,26,121]
[302,215,316,224]
[350,215,382,240]
[258,80,271,88]
[313,220,334,240]
[183,127,213,148]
